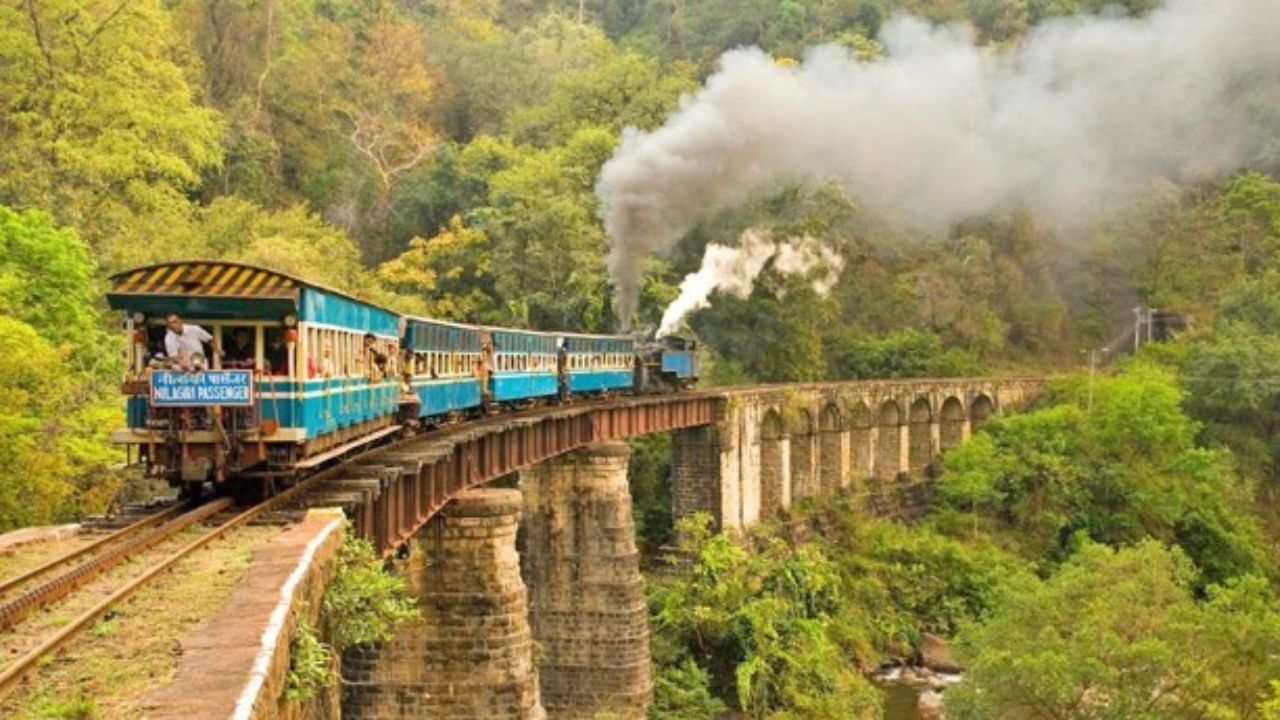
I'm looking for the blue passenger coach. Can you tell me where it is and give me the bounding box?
[107,261,403,485]
[486,327,560,403]
[403,317,483,420]
[559,333,636,394]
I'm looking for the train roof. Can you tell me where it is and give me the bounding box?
[556,331,635,341]
[485,325,560,339]
[106,260,397,323]
[404,316,482,332]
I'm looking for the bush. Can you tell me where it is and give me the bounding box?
[284,617,333,701]
[650,658,727,720]
[322,537,419,650]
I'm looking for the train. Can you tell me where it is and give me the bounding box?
[106,260,698,491]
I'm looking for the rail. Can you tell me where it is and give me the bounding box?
[0,502,187,599]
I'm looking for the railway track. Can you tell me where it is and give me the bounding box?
[0,435,398,704]
[0,499,224,633]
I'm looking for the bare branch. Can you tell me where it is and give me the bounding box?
[24,0,57,79]
[84,0,131,47]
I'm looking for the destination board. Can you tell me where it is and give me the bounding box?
[150,370,254,407]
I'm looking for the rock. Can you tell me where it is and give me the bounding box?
[920,633,962,673]
[918,689,946,719]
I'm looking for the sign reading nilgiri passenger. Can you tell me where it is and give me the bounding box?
[150,370,254,407]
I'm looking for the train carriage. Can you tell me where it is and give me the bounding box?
[402,317,484,420]
[559,332,636,394]
[485,327,559,403]
[107,261,403,486]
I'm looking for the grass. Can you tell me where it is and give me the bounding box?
[0,525,279,719]
[0,537,96,584]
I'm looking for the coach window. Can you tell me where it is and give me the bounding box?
[264,327,289,376]
[222,326,257,369]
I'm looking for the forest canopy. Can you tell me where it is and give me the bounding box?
[0,0,1277,560]
[3,3,1280,718]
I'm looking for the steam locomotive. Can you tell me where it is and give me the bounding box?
[107,261,698,491]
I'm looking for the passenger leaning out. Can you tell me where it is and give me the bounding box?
[164,313,213,371]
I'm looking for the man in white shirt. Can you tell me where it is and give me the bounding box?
[165,313,213,370]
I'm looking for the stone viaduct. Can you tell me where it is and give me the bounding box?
[321,377,1042,720]
[673,378,1040,532]
[330,376,1039,717]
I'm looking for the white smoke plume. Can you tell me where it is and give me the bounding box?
[598,0,1280,327]
[657,229,844,337]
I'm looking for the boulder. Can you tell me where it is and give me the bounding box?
[919,633,962,673]
[918,689,946,719]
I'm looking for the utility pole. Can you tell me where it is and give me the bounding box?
[1133,306,1143,352]
[1082,348,1103,412]
[1148,307,1159,344]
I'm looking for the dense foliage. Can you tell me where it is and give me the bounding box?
[648,507,1030,718]
[938,365,1268,585]
[648,356,1280,717]
[1,0,1277,527]
[949,541,1280,719]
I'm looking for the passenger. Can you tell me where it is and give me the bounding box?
[264,330,288,376]
[363,332,388,380]
[321,341,336,378]
[165,314,213,371]
[223,327,254,366]
[474,358,490,403]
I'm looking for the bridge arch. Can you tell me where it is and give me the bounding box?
[875,399,903,480]
[760,409,788,516]
[908,397,934,474]
[971,394,995,430]
[940,396,966,450]
[818,403,844,493]
[790,408,816,501]
[849,400,873,481]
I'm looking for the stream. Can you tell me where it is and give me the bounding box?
[879,681,927,720]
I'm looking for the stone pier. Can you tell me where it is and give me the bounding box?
[342,489,545,720]
[520,442,653,719]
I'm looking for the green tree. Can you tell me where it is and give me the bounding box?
[483,126,618,330]
[377,215,500,322]
[1183,272,1280,483]
[191,197,410,308]
[0,318,77,530]
[938,365,1267,584]
[505,46,696,147]
[829,328,979,380]
[650,519,880,718]
[0,0,223,267]
[0,207,107,368]
[948,541,1280,720]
